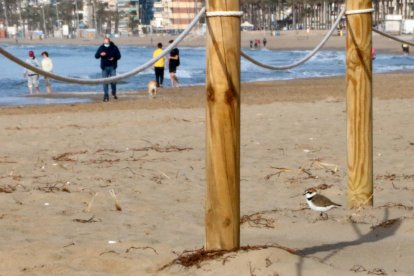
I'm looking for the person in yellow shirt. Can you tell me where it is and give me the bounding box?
[152,43,165,87]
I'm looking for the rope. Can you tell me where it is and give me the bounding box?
[240,7,346,71]
[373,28,414,48]
[206,11,243,17]
[0,7,206,85]
[345,8,375,15]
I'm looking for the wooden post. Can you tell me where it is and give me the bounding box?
[205,0,241,250]
[346,0,373,208]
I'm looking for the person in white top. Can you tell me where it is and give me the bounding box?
[41,51,53,94]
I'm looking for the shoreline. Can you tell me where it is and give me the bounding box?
[1,30,411,54]
[1,72,414,115]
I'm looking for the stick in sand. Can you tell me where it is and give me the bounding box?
[109,189,122,211]
[84,192,98,213]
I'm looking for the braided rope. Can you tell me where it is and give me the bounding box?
[345,8,375,15]
[373,28,414,47]
[206,11,243,17]
[240,7,346,71]
[0,7,206,85]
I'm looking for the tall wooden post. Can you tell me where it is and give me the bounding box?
[205,0,241,250]
[346,0,373,208]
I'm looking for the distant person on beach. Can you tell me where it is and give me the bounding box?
[402,43,409,55]
[168,40,180,88]
[152,42,165,88]
[263,37,267,48]
[95,37,121,102]
[41,51,53,94]
[250,40,253,48]
[371,47,376,60]
[24,50,40,95]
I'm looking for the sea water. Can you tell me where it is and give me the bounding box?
[1,43,414,106]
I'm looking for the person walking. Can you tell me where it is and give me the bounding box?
[95,37,121,102]
[152,42,165,88]
[41,51,53,94]
[24,50,40,95]
[168,40,180,88]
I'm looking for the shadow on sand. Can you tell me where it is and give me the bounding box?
[295,209,402,276]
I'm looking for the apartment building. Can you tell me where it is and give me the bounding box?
[151,0,202,32]
[117,0,154,34]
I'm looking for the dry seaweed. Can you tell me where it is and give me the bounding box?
[63,242,75,248]
[132,143,193,153]
[350,265,367,272]
[240,214,275,228]
[0,175,22,181]
[376,173,414,181]
[99,250,119,256]
[0,185,16,193]
[0,159,16,164]
[125,246,158,254]
[95,149,123,154]
[265,167,292,180]
[368,268,387,275]
[316,183,333,190]
[159,244,298,270]
[84,158,121,165]
[53,150,87,162]
[73,216,99,223]
[370,218,400,230]
[36,182,71,193]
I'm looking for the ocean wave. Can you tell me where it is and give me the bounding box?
[1,45,414,103]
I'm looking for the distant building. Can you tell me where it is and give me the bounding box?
[151,0,202,32]
[21,0,52,6]
[152,0,165,31]
[82,0,117,31]
[117,0,154,35]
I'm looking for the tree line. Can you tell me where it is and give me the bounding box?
[0,0,411,36]
[241,0,413,30]
[0,0,119,35]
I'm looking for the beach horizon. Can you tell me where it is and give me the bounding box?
[1,29,411,53]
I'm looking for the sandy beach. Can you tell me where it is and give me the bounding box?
[2,29,413,53]
[1,68,414,275]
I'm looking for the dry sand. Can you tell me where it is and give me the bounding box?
[1,72,414,275]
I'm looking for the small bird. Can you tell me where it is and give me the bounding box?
[303,187,341,219]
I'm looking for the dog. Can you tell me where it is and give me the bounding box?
[147,80,158,98]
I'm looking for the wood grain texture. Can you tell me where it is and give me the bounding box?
[346,0,374,208]
[205,0,241,250]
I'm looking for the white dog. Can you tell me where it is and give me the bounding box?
[147,80,157,98]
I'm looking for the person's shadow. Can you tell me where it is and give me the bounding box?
[295,209,401,276]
